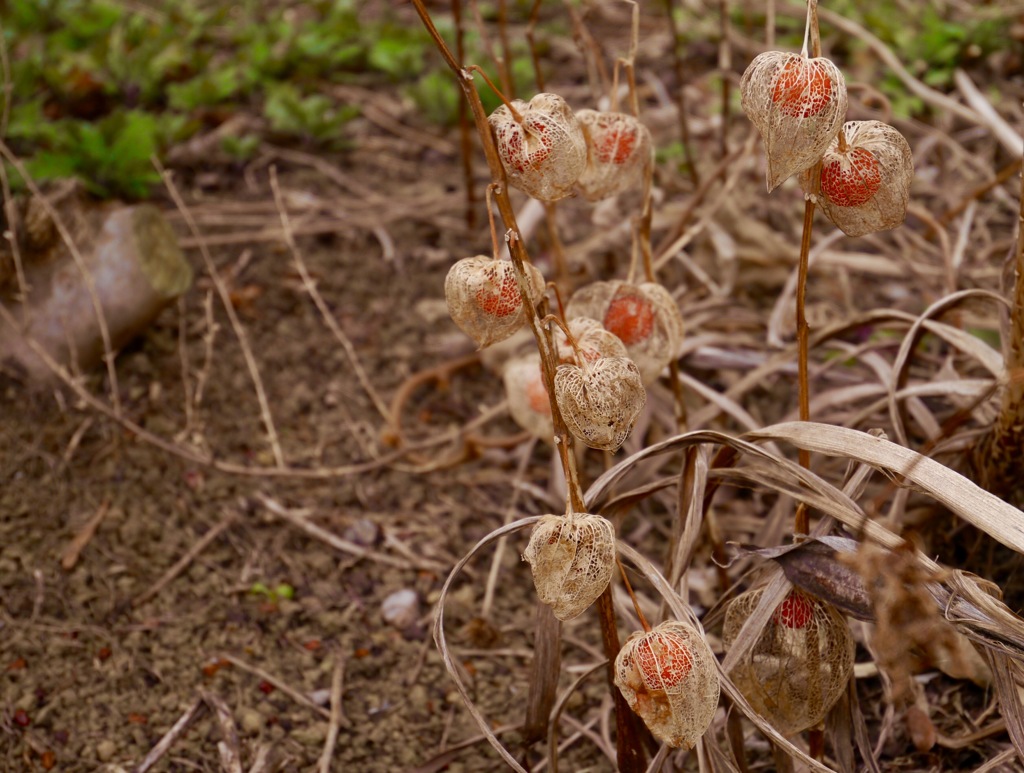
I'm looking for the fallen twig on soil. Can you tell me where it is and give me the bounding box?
[220,654,332,721]
[203,691,244,773]
[317,647,350,773]
[131,696,206,773]
[59,499,111,571]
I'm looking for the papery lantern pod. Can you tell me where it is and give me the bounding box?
[522,511,616,621]
[502,352,554,442]
[555,356,645,451]
[802,120,914,238]
[614,620,720,749]
[489,93,587,202]
[565,280,684,385]
[445,256,545,348]
[575,110,652,201]
[723,588,855,736]
[740,51,847,192]
[554,317,629,364]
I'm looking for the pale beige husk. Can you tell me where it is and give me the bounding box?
[805,120,914,237]
[740,51,847,192]
[555,317,629,364]
[565,280,684,384]
[555,356,646,451]
[614,620,720,749]
[522,512,615,620]
[445,256,545,348]
[502,352,554,442]
[489,93,586,202]
[575,110,652,201]
[723,587,854,736]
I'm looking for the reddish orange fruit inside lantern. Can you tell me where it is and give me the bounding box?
[820,147,882,207]
[501,123,552,174]
[475,271,520,318]
[604,293,654,346]
[594,124,638,165]
[771,57,833,119]
[526,372,551,415]
[636,634,693,688]
[772,592,814,629]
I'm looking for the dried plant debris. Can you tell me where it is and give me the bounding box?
[489,93,587,202]
[614,620,720,749]
[804,120,914,237]
[575,110,652,201]
[555,356,646,451]
[522,512,616,621]
[566,280,684,385]
[445,256,545,348]
[723,588,854,736]
[740,51,847,191]
[502,352,554,441]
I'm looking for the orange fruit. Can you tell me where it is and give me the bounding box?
[475,270,520,318]
[593,122,639,165]
[772,592,814,629]
[635,633,693,688]
[771,56,834,119]
[603,293,654,345]
[526,372,551,415]
[820,147,882,207]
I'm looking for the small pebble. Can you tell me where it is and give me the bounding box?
[96,740,117,762]
[240,708,263,736]
[342,518,380,547]
[291,723,327,746]
[381,589,420,629]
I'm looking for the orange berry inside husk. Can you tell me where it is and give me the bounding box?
[772,592,814,629]
[603,293,654,346]
[820,146,883,207]
[475,270,521,318]
[594,124,638,165]
[771,56,833,119]
[636,634,693,689]
[526,372,551,415]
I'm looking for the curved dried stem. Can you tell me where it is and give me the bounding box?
[465,64,523,122]
[616,555,651,632]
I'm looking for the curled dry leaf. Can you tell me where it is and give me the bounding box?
[614,620,720,749]
[740,52,847,192]
[555,356,646,451]
[723,587,854,736]
[445,257,545,348]
[522,512,615,620]
[575,110,652,201]
[566,281,684,384]
[489,93,586,202]
[803,120,914,237]
[502,352,553,442]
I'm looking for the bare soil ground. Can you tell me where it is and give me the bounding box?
[2,2,1024,771]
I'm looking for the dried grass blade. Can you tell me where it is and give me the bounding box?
[984,651,1024,761]
[749,422,1024,553]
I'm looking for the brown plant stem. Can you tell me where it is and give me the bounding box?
[496,0,514,98]
[718,0,731,158]
[465,65,523,122]
[410,8,645,767]
[794,197,815,536]
[526,0,546,92]
[662,0,701,187]
[616,556,651,633]
[453,0,476,229]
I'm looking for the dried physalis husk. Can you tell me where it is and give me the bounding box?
[523,512,615,621]
[575,110,652,201]
[502,352,554,442]
[566,281,684,385]
[802,120,914,238]
[489,93,586,202]
[555,317,628,364]
[615,620,720,749]
[740,51,847,192]
[445,256,545,348]
[555,356,645,451]
[723,588,854,736]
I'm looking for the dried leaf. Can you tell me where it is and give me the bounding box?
[740,52,847,191]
